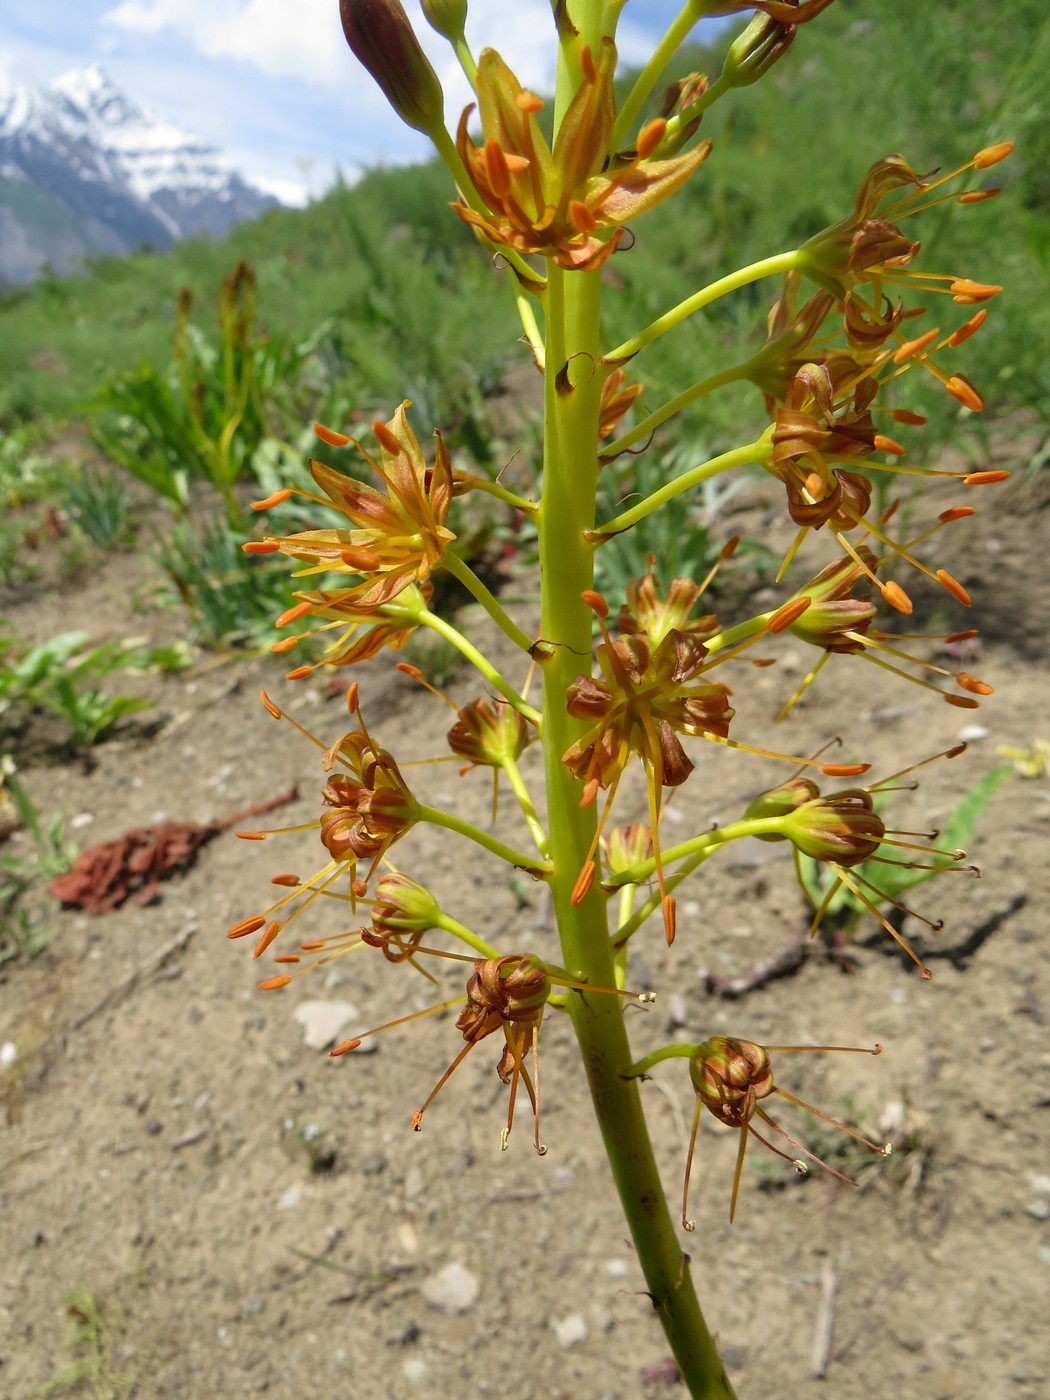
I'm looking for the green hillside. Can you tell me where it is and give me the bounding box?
[1,0,1047,441]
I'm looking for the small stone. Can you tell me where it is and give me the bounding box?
[70,812,95,830]
[396,1223,419,1254]
[1026,1173,1050,1196]
[359,1150,387,1177]
[957,724,989,742]
[420,1261,480,1314]
[1038,1245,1050,1268]
[277,1184,303,1211]
[552,1312,588,1347]
[1024,1199,1050,1221]
[241,1297,265,1316]
[292,1000,361,1051]
[404,1166,425,1200]
[0,1041,17,1069]
[667,994,689,1030]
[402,1357,429,1383]
[605,1259,629,1280]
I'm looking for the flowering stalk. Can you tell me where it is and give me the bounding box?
[234,3,1011,1394]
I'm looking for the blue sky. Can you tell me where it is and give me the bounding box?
[0,0,733,202]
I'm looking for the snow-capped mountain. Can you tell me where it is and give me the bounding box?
[0,64,280,284]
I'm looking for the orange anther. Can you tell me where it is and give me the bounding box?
[252,488,292,510]
[329,1038,362,1057]
[881,581,913,615]
[892,409,927,426]
[234,830,266,841]
[945,630,979,643]
[936,569,972,606]
[874,434,906,457]
[259,976,292,991]
[286,666,313,681]
[973,141,1014,169]
[226,915,266,940]
[946,375,984,412]
[372,420,403,456]
[270,636,299,653]
[516,90,543,114]
[767,597,811,633]
[949,279,1001,304]
[260,689,282,719]
[243,540,280,555]
[276,600,314,628]
[571,860,596,906]
[821,763,871,778]
[958,189,1000,204]
[957,673,993,696]
[299,940,326,951]
[637,118,667,158]
[582,590,609,617]
[938,506,975,523]
[314,422,352,447]
[663,894,677,947]
[943,694,980,710]
[893,328,939,363]
[947,310,987,347]
[254,921,282,959]
[274,955,300,964]
[271,873,301,887]
[964,470,1009,485]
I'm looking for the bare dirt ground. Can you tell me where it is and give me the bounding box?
[1,441,1048,1400]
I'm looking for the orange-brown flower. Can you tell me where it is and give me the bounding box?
[247,402,454,617]
[683,1035,888,1224]
[268,582,432,681]
[563,589,734,942]
[454,43,710,272]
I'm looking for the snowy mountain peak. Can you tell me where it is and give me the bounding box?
[0,67,280,284]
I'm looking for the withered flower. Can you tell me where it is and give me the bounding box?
[683,1035,888,1225]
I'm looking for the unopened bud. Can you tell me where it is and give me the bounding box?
[339,0,445,135]
[782,790,885,865]
[723,14,796,88]
[420,0,467,39]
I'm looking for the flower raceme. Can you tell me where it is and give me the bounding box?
[454,43,711,273]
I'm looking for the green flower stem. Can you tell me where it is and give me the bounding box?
[591,441,766,539]
[500,753,552,860]
[703,612,774,656]
[599,364,750,462]
[624,1042,696,1077]
[605,250,799,365]
[442,548,537,655]
[436,912,500,959]
[611,2,701,149]
[415,803,550,876]
[450,34,478,89]
[454,474,537,515]
[417,608,541,727]
[539,229,733,1395]
[611,815,785,889]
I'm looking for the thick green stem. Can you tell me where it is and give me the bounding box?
[538,207,734,1397]
[415,803,549,875]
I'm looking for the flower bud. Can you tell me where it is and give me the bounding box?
[787,552,878,652]
[420,0,467,39]
[782,790,885,865]
[447,697,530,768]
[722,14,796,88]
[604,822,653,878]
[371,873,442,934]
[745,777,819,838]
[339,0,445,135]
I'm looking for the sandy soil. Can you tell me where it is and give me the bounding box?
[1,445,1048,1400]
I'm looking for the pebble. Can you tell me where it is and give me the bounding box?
[70,811,95,829]
[292,1000,362,1051]
[1025,1199,1050,1221]
[402,1358,429,1383]
[605,1259,629,1280]
[359,1150,387,1177]
[0,1041,16,1069]
[551,1312,588,1347]
[420,1261,480,1314]
[958,724,990,742]
[404,1166,425,1201]
[277,1184,303,1211]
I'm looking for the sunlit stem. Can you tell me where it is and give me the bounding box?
[455,473,538,514]
[703,612,773,656]
[500,752,552,859]
[415,802,551,875]
[609,815,780,889]
[591,440,767,539]
[600,364,750,460]
[442,548,537,653]
[434,912,500,960]
[605,251,799,364]
[623,1041,696,1077]
[610,1,709,149]
[612,841,727,949]
[417,607,541,726]
[450,33,478,88]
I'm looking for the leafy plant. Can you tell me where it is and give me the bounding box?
[0,757,75,966]
[33,1286,122,1400]
[59,465,132,550]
